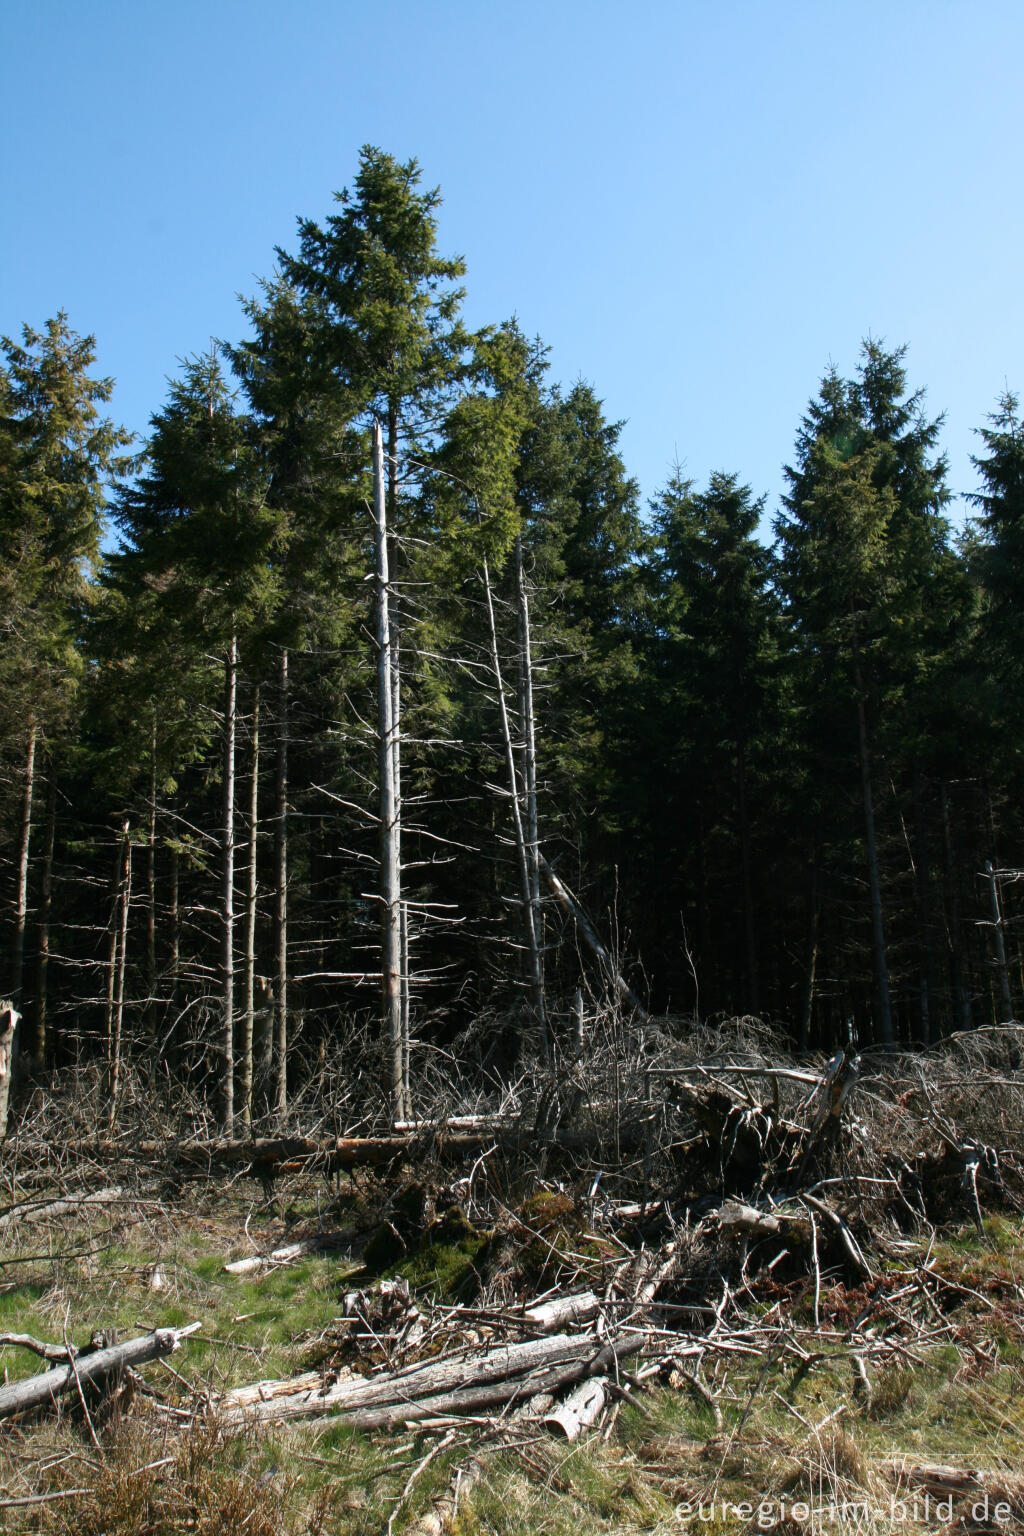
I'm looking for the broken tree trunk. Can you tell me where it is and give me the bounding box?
[539,854,647,1017]
[0,1324,200,1421]
[0,1004,19,1140]
[481,550,548,1059]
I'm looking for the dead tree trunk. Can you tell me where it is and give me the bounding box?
[374,421,406,1119]
[221,632,238,1132]
[481,551,548,1058]
[985,860,1014,1023]
[273,649,288,1119]
[514,535,548,1044]
[11,719,36,1017]
[0,1005,19,1140]
[0,1324,200,1421]
[539,854,646,1017]
[33,765,57,1068]
[852,627,893,1049]
[145,714,158,1041]
[941,784,970,1031]
[736,741,759,1015]
[240,683,259,1129]
[109,822,131,1127]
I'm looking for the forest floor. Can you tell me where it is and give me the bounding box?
[0,1177,1022,1535]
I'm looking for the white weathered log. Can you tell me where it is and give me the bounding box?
[0,1004,19,1141]
[224,1231,352,1274]
[0,1186,124,1230]
[217,1330,646,1426]
[717,1201,784,1238]
[543,1376,607,1439]
[523,1291,600,1332]
[218,1369,333,1409]
[0,1323,201,1420]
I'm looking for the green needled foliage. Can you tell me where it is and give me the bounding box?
[0,315,131,756]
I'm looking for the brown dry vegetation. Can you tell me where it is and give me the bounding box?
[2,1021,1024,1533]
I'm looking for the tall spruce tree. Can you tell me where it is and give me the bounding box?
[0,316,129,1016]
[776,342,954,1046]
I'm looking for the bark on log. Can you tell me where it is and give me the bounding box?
[0,1324,201,1420]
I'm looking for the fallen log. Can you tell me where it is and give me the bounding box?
[217,1330,647,1427]
[0,1323,201,1421]
[0,1332,79,1363]
[522,1291,600,1332]
[224,1231,352,1274]
[0,1187,125,1230]
[543,1376,608,1439]
[69,1124,642,1173]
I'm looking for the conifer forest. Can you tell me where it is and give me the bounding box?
[3,145,1024,1132]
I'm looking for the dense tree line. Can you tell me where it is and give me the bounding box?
[4,148,1024,1126]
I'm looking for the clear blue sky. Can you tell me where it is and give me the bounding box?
[3,0,1022,535]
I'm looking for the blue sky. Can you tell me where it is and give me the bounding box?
[3,0,1022,535]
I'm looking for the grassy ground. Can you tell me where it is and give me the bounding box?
[1,1184,1023,1534]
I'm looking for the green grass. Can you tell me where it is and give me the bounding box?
[1,1187,1024,1533]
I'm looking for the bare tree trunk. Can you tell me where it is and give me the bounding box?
[33,765,57,1068]
[985,860,1014,1023]
[911,762,938,1044]
[539,854,646,1017]
[271,648,288,1118]
[240,684,259,1130]
[941,783,970,1032]
[391,626,411,1102]
[221,633,238,1132]
[736,741,759,1015]
[145,714,157,1040]
[851,625,893,1049]
[798,838,820,1053]
[109,822,131,1126]
[481,551,548,1057]
[274,649,289,1120]
[374,422,406,1119]
[11,720,36,1017]
[514,535,546,1032]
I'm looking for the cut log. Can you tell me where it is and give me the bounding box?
[217,1330,646,1427]
[523,1291,600,1332]
[224,1231,352,1274]
[0,1323,200,1421]
[543,1377,607,1439]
